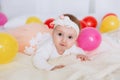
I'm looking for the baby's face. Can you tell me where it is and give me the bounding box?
[52,25,78,51]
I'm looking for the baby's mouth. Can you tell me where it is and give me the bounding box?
[60,43,65,47]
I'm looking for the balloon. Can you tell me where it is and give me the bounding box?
[77,27,102,51]
[100,16,119,33]
[82,16,97,28]
[0,12,8,26]
[119,21,120,27]
[26,16,43,24]
[44,18,54,29]
[102,13,117,20]
[80,20,87,29]
[0,33,18,64]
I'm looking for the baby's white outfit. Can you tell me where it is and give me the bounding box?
[32,33,84,71]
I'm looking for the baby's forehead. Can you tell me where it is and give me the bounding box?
[55,25,75,30]
[55,26,77,35]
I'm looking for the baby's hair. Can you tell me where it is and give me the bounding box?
[63,14,80,30]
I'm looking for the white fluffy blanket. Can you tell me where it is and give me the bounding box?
[0,30,120,80]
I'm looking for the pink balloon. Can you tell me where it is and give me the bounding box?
[77,27,102,51]
[0,12,8,26]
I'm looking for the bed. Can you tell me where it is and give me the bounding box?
[0,32,120,80]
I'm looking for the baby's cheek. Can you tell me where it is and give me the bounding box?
[67,41,75,48]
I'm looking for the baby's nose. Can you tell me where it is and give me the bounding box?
[62,37,67,43]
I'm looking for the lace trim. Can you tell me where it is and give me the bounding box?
[24,32,51,55]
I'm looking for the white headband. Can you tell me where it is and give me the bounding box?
[53,16,80,36]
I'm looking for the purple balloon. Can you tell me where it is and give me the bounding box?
[77,27,102,51]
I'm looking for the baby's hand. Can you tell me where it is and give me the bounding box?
[51,65,65,71]
[76,54,90,61]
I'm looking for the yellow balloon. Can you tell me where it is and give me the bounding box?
[0,33,18,64]
[119,20,120,26]
[100,16,120,33]
[26,16,43,24]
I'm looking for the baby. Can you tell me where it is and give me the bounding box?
[33,14,89,71]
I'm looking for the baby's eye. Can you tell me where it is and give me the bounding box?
[68,36,73,39]
[58,33,62,36]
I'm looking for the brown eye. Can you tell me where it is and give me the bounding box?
[58,33,62,36]
[68,36,73,39]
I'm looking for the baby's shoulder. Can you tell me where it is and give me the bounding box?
[36,34,54,49]
[68,45,84,53]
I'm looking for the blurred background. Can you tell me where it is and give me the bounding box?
[0,0,120,20]
[0,0,120,29]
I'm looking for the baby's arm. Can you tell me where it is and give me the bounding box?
[70,45,90,61]
[32,42,55,71]
[33,51,65,71]
[33,51,54,71]
[32,41,65,71]
[51,65,65,71]
[76,54,90,61]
